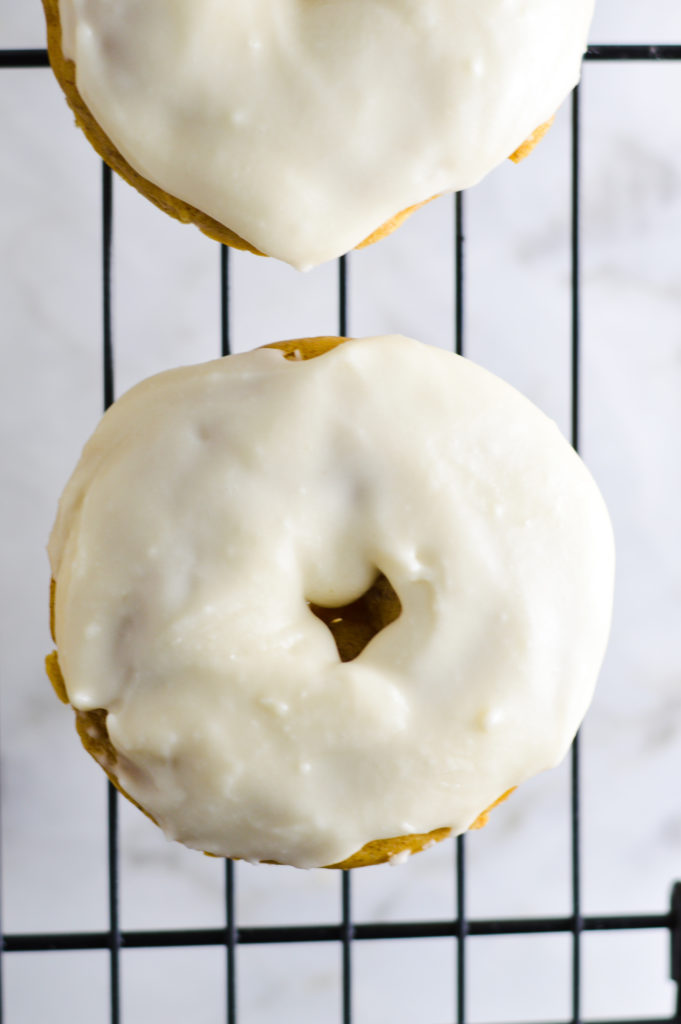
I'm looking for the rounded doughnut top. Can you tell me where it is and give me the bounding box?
[49,336,614,869]
[56,0,594,268]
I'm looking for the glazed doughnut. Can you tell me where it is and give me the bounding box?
[47,336,614,869]
[43,0,594,269]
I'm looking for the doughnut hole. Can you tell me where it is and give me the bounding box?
[308,572,402,663]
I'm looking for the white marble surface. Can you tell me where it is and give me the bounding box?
[1,2,680,1021]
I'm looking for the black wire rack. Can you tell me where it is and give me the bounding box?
[1,40,681,1024]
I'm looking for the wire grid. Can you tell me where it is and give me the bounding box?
[1,41,681,1024]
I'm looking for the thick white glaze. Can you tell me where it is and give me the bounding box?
[49,337,614,869]
[57,0,594,268]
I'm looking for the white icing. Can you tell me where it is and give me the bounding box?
[57,0,594,269]
[49,336,614,869]
[389,849,412,867]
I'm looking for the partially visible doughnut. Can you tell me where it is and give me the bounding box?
[43,1,593,268]
[47,335,614,869]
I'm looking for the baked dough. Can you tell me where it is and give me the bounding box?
[43,0,593,268]
[47,336,614,868]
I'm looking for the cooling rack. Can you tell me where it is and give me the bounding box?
[1,39,680,1024]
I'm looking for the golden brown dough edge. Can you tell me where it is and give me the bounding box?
[46,337,515,868]
[42,0,550,259]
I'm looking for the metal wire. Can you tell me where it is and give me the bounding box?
[1,40,680,1024]
[220,244,237,1022]
[337,253,354,1024]
[341,871,353,1024]
[570,82,583,1024]
[454,190,467,1023]
[101,162,121,1024]
[3,907,678,951]
[225,860,237,1024]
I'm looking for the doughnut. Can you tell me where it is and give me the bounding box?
[47,335,614,869]
[43,0,594,269]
